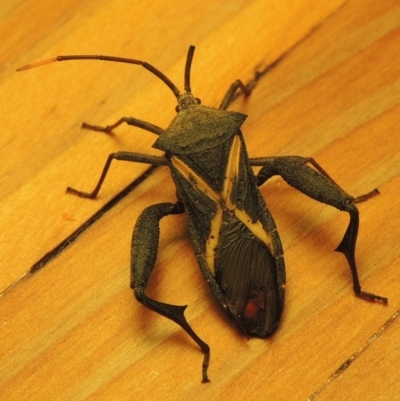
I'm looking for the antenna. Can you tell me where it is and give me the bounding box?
[184,45,195,93]
[17,52,190,98]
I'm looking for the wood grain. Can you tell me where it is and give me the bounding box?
[1,0,399,400]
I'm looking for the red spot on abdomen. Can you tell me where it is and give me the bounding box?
[243,300,261,320]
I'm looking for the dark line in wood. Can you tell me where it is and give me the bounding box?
[30,165,159,274]
[305,308,400,401]
[0,165,159,299]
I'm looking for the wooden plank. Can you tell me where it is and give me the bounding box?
[1,0,399,400]
[0,0,345,292]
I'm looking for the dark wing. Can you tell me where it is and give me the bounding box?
[215,213,281,336]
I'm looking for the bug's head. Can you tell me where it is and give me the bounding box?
[176,92,201,112]
[175,46,201,112]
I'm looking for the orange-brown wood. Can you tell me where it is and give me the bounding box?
[1,0,399,400]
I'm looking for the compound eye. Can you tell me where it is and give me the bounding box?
[195,98,201,105]
[175,105,180,113]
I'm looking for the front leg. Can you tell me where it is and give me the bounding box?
[81,116,164,135]
[250,156,387,304]
[131,202,211,383]
[219,80,251,110]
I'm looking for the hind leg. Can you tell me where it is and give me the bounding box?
[131,201,211,382]
[251,155,387,303]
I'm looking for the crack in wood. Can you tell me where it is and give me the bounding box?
[305,308,400,401]
[0,165,158,298]
[231,0,351,104]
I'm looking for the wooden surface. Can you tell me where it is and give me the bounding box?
[1,0,399,400]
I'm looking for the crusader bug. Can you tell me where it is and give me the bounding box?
[18,45,388,383]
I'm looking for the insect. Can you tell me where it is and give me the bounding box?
[18,45,388,382]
